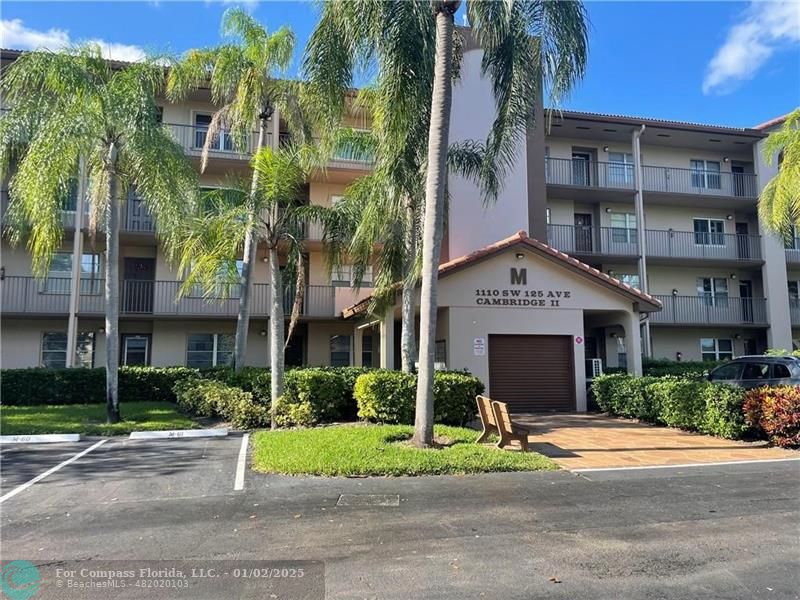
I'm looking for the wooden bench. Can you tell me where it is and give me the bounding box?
[475,395,499,443]
[491,400,530,451]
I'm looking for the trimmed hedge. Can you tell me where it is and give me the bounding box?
[274,368,351,427]
[642,359,723,378]
[174,379,269,430]
[1,367,199,405]
[354,370,484,426]
[592,373,749,439]
[744,386,800,448]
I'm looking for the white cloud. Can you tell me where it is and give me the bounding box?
[0,18,146,62]
[703,0,800,95]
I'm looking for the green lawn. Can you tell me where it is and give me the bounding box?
[251,424,558,476]
[1,402,197,436]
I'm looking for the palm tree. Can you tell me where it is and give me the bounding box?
[305,0,588,446]
[166,7,299,373]
[173,143,327,427]
[0,45,197,423]
[759,108,800,240]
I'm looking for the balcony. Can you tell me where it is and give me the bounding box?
[642,166,757,199]
[786,240,800,264]
[164,123,264,160]
[1,277,354,319]
[546,224,762,263]
[544,158,758,200]
[791,299,800,327]
[649,295,768,326]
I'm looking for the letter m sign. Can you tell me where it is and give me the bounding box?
[510,268,527,285]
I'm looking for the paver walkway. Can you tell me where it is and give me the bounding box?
[514,413,797,469]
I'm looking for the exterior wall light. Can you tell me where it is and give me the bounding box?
[515,253,525,260]
[608,269,616,277]
[726,214,734,220]
[730,273,737,280]
[603,145,609,152]
[723,157,730,163]
[671,289,679,296]
[676,351,682,362]
[260,329,267,336]
[604,207,612,213]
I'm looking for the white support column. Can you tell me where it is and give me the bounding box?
[65,157,87,367]
[631,125,651,358]
[353,325,363,368]
[626,309,643,376]
[379,310,395,370]
[270,107,281,150]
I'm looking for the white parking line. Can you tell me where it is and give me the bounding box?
[234,433,250,491]
[572,457,800,473]
[0,439,108,504]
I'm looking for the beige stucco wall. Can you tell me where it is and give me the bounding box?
[645,265,764,298]
[651,328,753,362]
[149,320,269,367]
[306,321,360,366]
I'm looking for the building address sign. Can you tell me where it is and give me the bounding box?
[474,267,573,308]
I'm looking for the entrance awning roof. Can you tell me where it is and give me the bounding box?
[342,231,663,318]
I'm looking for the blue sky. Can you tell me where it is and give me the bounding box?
[1,1,798,128]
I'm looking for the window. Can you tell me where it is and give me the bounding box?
[60,177,79,212]
[773,363,791,379]
[41,331,94,368]
[608,152,634,186]
[435,340,447,365]
[610,212,637,244]
[186,334,234,367]
[331,265,372,287]
[741,362,770,381]
[690,159,721,190]
[41,252,101,295]
[362,335,373,368]
[123,335,149,366]
[693,218,725,246]
[709,362,742,381]
[546,207,551,225]
[697,277,728,306]
[618,274,641,289]
[330,335,351,367]
[194,113,233,152]
[700,338,733,361]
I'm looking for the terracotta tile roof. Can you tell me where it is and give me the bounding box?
[342,231,662,318]
[754,112,792,131]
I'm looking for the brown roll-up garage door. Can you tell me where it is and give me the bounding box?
[488,334,575,412]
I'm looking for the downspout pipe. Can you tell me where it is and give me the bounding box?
[632,124,652,358]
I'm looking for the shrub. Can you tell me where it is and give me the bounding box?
[274,368,351,427]
[354,370,483,426]
[744,386,800,447]
[1,367,199,405]
[592,373,748,439]
[200,367,271,405]
[642,359,721,378]
[173,379,269,430]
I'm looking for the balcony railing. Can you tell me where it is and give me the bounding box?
[2,277,349,319]
[545,157,635,190]
[650,295,768,325]
[164,123,265,158]
[642,165,757,198]
[791,299,800,327]
[544,158,758,198]
[786,239,800,264]
[546,224,762,262]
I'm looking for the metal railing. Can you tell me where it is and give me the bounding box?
[642,165,757,198]
[791,299,800,326]
[650,295,768,325]
[785,239,800,264]
[646,229,761,261]
[163,123,266,158]
[547,224,638,256]
[546,224,762,261]
[544,158,758,198]
[2,277,346,318]
[545,157,635,190]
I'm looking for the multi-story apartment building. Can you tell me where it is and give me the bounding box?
[1,45,795,414]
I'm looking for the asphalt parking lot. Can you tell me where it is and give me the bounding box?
[1,436,799,599]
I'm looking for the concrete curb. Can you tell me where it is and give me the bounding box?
[128,429,228,440]
[0,434,82,444]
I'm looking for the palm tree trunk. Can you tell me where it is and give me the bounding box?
[104,146,121,424]
[412,3,457,447]
[401,198,417,373]
[233,122,267,372]
[268,244,285,429]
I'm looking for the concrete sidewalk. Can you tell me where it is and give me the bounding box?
[516,413,797,469]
